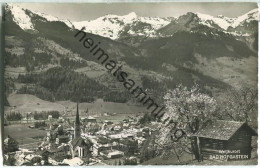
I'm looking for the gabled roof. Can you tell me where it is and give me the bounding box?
[71,137,87,148]
[70,137,92,149]
[192,120,257,140]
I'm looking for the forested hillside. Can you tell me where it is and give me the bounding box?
[4,4,258,106]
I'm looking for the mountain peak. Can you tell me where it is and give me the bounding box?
[124,12,138,19]
[246,8,258,15]
[231,8,258,27]
[102,12,137,20]
[7,4,257,39]
[217,14,224,18]
[6,3,35,30]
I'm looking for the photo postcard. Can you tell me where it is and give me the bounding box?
[1,2,258,166]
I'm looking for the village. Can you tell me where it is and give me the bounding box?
[3,103,162,166]
[2,2,259,166]
[3,101,258,166]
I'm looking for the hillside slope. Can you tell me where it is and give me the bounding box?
[4,4,258,106]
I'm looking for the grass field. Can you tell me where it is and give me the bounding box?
[6,94,146,116]
[4,125,47,147]
[4,125,47,139]
[194,55,257,88]
[60,99,146,115]
[5,94,65,115]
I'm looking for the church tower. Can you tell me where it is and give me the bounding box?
[74,103,80,139]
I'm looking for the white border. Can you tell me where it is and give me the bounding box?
[0,1,259,168]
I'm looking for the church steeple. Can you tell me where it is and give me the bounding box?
[76,103,80,125]
[74,103,80,139]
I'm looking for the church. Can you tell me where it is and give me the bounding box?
[69,103,92,158]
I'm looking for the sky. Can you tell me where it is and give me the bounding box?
[16,3,258,21]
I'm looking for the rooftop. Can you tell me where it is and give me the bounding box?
[192,120,257,140]
[70,137,91,148]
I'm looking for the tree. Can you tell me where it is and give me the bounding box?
[155,84,217,161]
[4,154,16,166]
[26,113,29,123]
[6,112,22,121]
[123,158,137,165]
[30,157,41,164]
[41,151,50,165]
[139,112,155,124]
[217,86,257,123]
[34,121,47,128]
[119,139,138,156]
[140,134,157,161]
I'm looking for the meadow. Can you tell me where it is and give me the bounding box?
[6,94,146,116]
[4,124,47,147]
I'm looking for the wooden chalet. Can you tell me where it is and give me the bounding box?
[192,120,257,161]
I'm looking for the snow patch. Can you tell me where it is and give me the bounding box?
[73,12,170,39]
[32,11,74,28]
[231,8,258,27]
[7,3,34,30]
[7,3,257,38]
[196,8,258,30]
[197,12,233,30]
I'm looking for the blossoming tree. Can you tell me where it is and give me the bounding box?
[155,84,217,162]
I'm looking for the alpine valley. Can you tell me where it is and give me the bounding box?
[4,3,258,113]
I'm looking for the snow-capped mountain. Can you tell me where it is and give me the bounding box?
[72,12,172,39]
[32,11,74,28]
[4,3,258,96]
[196,8,258,30]
[196,13,234,30]
[231,8,258,27]
[6,3,34,30]
[6,3,258,39]
[6,3,74,30]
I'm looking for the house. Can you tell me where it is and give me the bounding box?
[107,150,124,159]
[192,120,257,161]
[92,143,116,156]
[113,125,122,132]
[100,150,124,159]
[54,145,71,160]
[26,112,34,120]
[45,145,70,161]
[82,116,97,123]
[58,117,65,123]
[46,125,65,143]
[55,135,70,144]
[84,124,100,134]
[104,120,113,125]
[69,137,92,158]
[48,115,53,120]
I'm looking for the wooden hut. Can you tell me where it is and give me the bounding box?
[192,120,257,161]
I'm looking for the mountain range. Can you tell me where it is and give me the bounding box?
[7,4,258,39]
[4,3,258,105]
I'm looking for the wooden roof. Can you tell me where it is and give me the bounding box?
[192,120,257,140]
